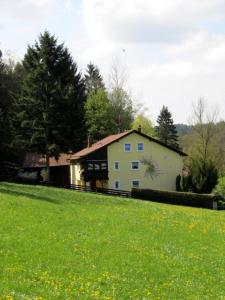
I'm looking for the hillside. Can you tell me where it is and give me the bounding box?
[0,183,225,299]
[175,123,192,136]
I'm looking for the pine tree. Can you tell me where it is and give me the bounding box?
[156,106,179,149]
[84,63,105,95]
[12,31,86,181]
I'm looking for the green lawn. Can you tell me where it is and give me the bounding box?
[0,183,225,300]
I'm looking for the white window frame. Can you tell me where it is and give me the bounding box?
[137,142,144,152]
[113,161,120,170]
[132,180,140,188]
[124,143,131,152]
[131,160,140,170]
[114,180,120,190]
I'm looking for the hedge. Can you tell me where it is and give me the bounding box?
[131,188,223,209]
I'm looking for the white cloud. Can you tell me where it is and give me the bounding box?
[0,0,53,24]
[82,0,225,44]
[1,0,225,123]
[79,0,225,122]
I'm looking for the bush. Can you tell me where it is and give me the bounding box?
[176,175,181,191]
[215,176,225,197]
[131,188,222,209]
[176,175,193,192]
[190,158,218,194]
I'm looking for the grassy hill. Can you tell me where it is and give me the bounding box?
[0,183,225,299]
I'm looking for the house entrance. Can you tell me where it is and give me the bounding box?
[90,180,96,190]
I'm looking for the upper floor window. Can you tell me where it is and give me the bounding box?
[137,143,144,152]
[101,162,107,170]
[88,163,93,170]
[131,161,140,170]
[114,161,120,170]
[124,143,131,152]
[94,163,100,170]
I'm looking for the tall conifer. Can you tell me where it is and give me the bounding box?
[156,106,179,149]
[13,31,86,181]
[84,63,105,95]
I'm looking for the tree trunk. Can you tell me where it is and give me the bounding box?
[46,153,51,184]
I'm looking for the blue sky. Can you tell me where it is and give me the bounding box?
[1,0,225,123]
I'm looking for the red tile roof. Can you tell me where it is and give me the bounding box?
[23,153,72,168]
[71,131,130,160]
[71,130,187,160]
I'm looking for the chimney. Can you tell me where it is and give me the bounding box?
[138,125,142,132]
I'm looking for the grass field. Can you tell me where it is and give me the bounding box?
[0,182,225,299]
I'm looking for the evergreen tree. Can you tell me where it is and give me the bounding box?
[12,31,86,181]
[84,63,105,95]
[0,51,23,179]
[156,106,179,149]
[190,158,218,193]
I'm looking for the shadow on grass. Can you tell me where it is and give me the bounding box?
[0,188,60,205]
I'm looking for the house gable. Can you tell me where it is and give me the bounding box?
[107,131,184,191]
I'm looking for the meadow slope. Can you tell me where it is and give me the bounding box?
[0,183,225,299]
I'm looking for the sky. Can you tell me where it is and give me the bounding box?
[1,0,225,124]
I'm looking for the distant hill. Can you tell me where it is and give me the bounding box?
[175,124,192,136]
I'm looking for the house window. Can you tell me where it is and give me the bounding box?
[88,163,93,170]
[101,162,107,170]
[132,180,140,188]
[114,180,120,190]
[124,143,131,152]
[94,163,100,170]
[131,161,140,170]
[114,161,120,170]
[137,143,144,152]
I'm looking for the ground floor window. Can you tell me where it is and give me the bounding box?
[114,180,120,190]
[132,180,140,188]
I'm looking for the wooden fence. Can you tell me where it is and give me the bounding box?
[70,184,131,198]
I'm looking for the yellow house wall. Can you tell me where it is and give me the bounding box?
[107,132,184,191]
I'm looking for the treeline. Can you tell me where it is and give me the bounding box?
[178,99,225,195]
[0,31,180,181]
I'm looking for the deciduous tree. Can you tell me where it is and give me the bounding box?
[85,89,114,141]
[131,114,156,137]
[108,63,134,133]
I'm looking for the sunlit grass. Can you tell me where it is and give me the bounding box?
[0,182,225,299]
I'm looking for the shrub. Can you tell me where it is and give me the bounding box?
[215,176,225,197]
[182,175,193,192]
[176,175,181,191]
[190,158,218,194]
[131,188,222,209]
